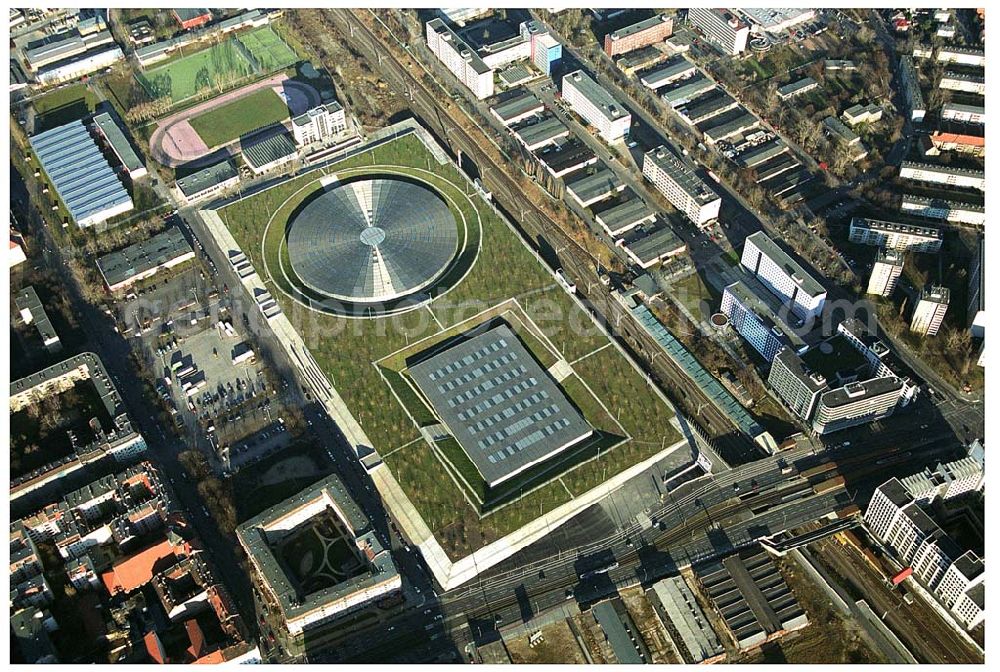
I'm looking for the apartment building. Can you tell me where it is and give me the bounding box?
[740,231,826,321]
[531,32,562,75]
[900,195,985,226]
[642,145,720,226]
[941,102,985,125]
[866,479,984,629]
[929,131,984,157]
[900,161,985,191]
[426,18,494,100]
[940,70,985,95]
[720,279,806,362]
[562,70,631,143]
[902,457,984,504]
[767,348,828,420]
[688,8,749,55]
[937,46,985,67]
[848,217,943,253]
[867,249,904,297]
[898,56,926,122]
[910,286,950,337]
[604,14,673,56]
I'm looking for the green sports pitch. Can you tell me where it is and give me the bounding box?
[138,27,298,104]
[188,87,291,148]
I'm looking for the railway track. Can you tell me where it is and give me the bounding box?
[329,9,759,463]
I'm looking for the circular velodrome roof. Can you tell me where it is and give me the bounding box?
[287,178,459,304]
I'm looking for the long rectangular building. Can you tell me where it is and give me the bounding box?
[426,18,494,100]
[604,14,673,56]
[92,112,147,180]
[721,278,807,363]
[899,194,984,227]
[511,115,569,150]
[940,102,984,125]
[940,70,985,95]
[642,145,721,226]
[490,91,544,126]
[28,120,133,229]
[900,161,985,192]
[848,217,943,253]
[741,231,826,321]
[565,167,625,207]
[898,56,926,122]
[639,57,697,90]
[677,91,738,126]
[661,74,715,107]
[702,111,759,144]
[618,223,686,268]
[594,197,657,237]
[937,46,985,67]
[562,70,631,143]
[96,227,195,292]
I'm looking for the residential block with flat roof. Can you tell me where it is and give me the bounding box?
[642,145,720,226]
[562,70,632,143]
[741,231,826,321]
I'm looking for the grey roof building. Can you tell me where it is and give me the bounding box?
[702,110,759,143]
[175,158,240,202]
[592,599,648,664]
[512,115,569,150]
[661,74,715,106]
[639,57,697,89]
[242,132,297,175]
[649,576,723,663]
[408,323,593,487]
[565,166,625,207]
[677,91,738,126]
[618,222,686,268]
[490,91,544,126]
[96,227,195,292]
[92,112,147,179]
[29,120,134,228]
[15,286,62,354]
[594,196,657,236]
[236,474,401,636]
[776,76,818,100]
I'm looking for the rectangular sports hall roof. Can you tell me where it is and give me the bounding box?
[408,323,593,487]
[29,119,133,226]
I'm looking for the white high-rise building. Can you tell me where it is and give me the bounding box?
[911,286,950,337]
[688,7,749,55]
[642,145,721,226]
[740,231,826,321]
[290,102,347,147]
[867,249,904,296]
[426,18,494,100]
[561,70,631,143]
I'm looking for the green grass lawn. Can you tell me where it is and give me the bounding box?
[188,87,290,148]
[217,133,682,559]
[139,38,254,103]
[674,270,720,318]
[32,83,98,131]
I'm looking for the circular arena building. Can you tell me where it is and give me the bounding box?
[286,177,460,306]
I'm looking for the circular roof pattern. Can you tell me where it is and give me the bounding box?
[287,178,459,304]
